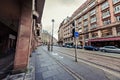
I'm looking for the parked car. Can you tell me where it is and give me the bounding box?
[62,44,66,47]
[84,46,99,51]
[99,46,120,53]
[73,45,82,49]
[66,45,73,48]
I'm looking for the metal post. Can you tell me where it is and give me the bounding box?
[51,19,54,51]
[74,20,77,62]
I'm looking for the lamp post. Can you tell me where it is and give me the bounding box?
[51,19,55,51]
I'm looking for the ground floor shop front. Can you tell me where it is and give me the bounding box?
[88,37,120,48]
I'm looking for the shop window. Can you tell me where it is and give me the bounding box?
[91,32,98,38]
[102,29,112,37]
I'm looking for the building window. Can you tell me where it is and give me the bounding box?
[114,4,120,14]
[88,1,96,8]
[90,17,97,23]
[83,14,88,20]
[101,2,109,10]
[116,26,120,35]
[84,27,89,32]
[90,24,97,30]
[102,10,110,18]
[113,0,120,4]
[90,9,96,16]
[103,19,111,25]
[116,16,120,21]
[78,18,82,23]
[84,21,88,26]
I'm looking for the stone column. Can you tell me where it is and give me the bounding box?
[97,4,103,26]
[14,0,32,72]
[112,27,117,36]
[98,30,102,38]
[108,0,115,23]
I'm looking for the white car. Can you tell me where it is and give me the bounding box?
[99,46,120,53]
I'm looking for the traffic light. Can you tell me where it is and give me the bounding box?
[72,28,75,37]
[72,22,75,26]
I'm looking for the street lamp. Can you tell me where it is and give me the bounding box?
[51,19,55,51]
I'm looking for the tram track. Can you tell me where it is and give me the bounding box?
[58,47,120,59]
[54,49,120,79]
[42,48,85,80]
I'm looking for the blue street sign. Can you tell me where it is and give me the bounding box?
[74,32,79,37]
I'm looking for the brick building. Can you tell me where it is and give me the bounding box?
[0,0,45,74]
[58,0,120,47]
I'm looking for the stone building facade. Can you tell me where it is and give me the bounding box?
[0,0,45,74]
[58,0,120,47]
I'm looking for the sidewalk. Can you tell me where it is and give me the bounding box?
[34,47,75,80]
[3,47,75,80]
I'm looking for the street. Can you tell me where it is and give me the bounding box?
[34,46,120,80]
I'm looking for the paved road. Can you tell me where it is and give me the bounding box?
[53,46,120,75]
[42,46,120,80]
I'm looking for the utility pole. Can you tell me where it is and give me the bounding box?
[51,19,55,51]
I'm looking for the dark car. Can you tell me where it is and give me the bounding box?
[84,46,99,51]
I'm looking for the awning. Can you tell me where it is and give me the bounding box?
[89,37,120,42]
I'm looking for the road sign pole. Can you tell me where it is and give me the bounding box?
[74,20,78,62]
[75,37,77,62]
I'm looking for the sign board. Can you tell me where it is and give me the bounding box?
[74,32,79,38]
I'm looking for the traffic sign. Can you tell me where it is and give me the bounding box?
[74,32,79,38]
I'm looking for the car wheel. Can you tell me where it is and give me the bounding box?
[102,50,106,52]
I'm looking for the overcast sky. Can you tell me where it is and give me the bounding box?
[42,0,86,40]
